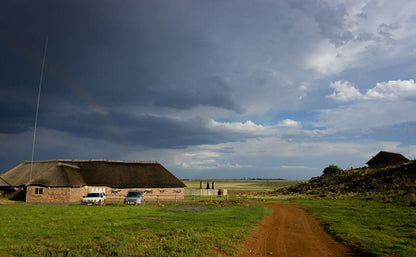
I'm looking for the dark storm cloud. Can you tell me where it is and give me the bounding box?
[35,107,249,148]
[1,0,321,125]
[3,0,415,180]
[0,0,239,111]
[1,0,329,167]
[0,0,247,146]
[290,0,352,46]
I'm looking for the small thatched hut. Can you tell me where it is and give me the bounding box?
[366,151,409,168]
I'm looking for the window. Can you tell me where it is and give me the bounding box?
[173,189,181,193]
[34,188,43,195]
[159,189,165,193]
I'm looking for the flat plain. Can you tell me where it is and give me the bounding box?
[183,179,299,192]
[0,201,269,257]
[1,179,415,257]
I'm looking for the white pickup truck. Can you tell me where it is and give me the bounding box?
[81,192,106,206]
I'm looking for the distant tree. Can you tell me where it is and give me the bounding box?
[322,165,343,176]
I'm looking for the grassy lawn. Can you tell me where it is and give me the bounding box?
[183,179,299,192]
[0,202,270,257]
[288,197,416,257]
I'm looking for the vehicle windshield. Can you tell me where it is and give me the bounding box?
[86,193,100,197]
[127,191,142,197]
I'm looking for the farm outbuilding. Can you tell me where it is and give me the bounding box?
[366,151,409,168]
[0,160,185,203]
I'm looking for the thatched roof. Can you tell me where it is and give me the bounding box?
[0,176,11,187]
[366,151,409,168]
[0,160,186,188]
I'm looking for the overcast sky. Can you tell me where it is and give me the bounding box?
[1,0,416,179]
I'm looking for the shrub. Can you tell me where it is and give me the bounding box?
[322,165,343,176]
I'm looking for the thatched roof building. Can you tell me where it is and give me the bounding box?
[1,160,185,188]
[0,160,185,203]
[366,151,409,168]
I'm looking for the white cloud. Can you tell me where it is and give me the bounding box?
[277,119,302,128]
[321,79,416,133]
[304,40,372,76]
[327,80,363,101]
[327,79,416,102]
[304,1,416,76]
[207,119,302,136]
[366,79,416,99]
[207,119,266,133]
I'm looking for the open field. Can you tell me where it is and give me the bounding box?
[0,202,269,257]
[213,187,416,257]
[182,179,299,192]
[1,184,414,257]
[286,196,416,257]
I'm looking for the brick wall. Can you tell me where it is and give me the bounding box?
[26,186,70,203]
[69,187,89,203]
[106,187,185,202]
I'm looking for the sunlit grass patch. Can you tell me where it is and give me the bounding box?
[290,197,416,257]
[0,203,269,257]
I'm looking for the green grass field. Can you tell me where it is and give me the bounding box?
[208,179,415,257]
[1,179,414,257]
[183,179,298,192]
[287,196,416,257]
[0,203,270,257]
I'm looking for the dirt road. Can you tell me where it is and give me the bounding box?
[237,203,356,257]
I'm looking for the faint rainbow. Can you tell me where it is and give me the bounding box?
[0,32,128,157]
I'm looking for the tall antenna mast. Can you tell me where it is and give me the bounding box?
[30,37,48,182]
[406,123,411,159]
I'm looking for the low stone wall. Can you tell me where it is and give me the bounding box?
[106,187,185,202]
[185,188,228,196]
